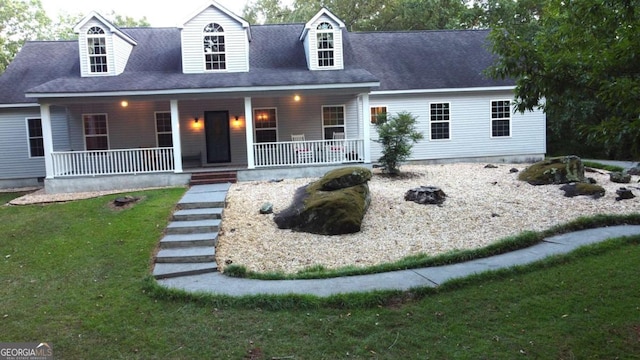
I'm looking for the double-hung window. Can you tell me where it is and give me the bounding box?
[491,100,511,137]
[155,112,173,147]
[87,26,108,73]
[27,118,44,157]
[316,22,334,67]
[203,23,226,70]
[254,108,277,143]
[370,106,387,124]
[430,103,450,140]
[322,105,345,139]
[83,114,109,150]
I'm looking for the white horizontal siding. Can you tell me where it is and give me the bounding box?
[77,18,118,77]
[181,7,249,74]
[305,14,344,71]
[112,34,134,75]
[369,90,546,162]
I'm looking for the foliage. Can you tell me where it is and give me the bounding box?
[374,111,423,175]
[244,0,478,30]
[488,0,640,159]
[0,0,50,72]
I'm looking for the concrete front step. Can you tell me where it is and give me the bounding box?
[166,219,221,235]
[156,246,216,263]
[153,262,218,279]
[159,232,219,248]
[173,207,223,221]
[177,183,230,210]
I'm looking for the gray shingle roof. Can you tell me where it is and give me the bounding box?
[0,24,511,105]
[349,29,513,91]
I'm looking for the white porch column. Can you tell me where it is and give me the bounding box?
[170,99,183,173]
[244,97,255,169]
[40,103,54,179]
[360,93,372,163]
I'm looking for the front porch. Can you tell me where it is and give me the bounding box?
[38,90,373,193]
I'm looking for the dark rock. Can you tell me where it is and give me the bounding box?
[615,187,635,201]
[559,183,605,199]
[491,212,500,217]
[610,171,631,184]
[484,164,498,169]
[404,186,446,205]
[259,202,273,214]
[273,167,371,235]
[518,156,585,185]
[509,168,519,173]
[113,196,140,206]
[627,166,640,176]
[586,177,597,184]
[269,178,283,183]
[311,166,372,191]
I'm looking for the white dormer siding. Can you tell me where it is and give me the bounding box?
[181,6,250,74]
[300,10,345,71]
[75,14,136,77]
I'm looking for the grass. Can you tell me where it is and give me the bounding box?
[0,191,31,205]
[1,188,639,358]
[583,160,626,173]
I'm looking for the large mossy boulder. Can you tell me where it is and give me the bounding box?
[273,167,372,235]
[518,156,586,185]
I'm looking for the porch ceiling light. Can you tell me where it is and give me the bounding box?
[120,100,128,107]
[194,117,199,123]
[294,95,301,102]
[234,115,239,122]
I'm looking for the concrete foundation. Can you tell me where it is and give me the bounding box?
[237,163,373,182]
[0,177,44,190]
[44,173,191,194]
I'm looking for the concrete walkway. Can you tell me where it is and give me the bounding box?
[156,184,640,297]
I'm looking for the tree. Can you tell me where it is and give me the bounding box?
[488,0,640,159]
[374,111,424,175]
[0,0,50,72]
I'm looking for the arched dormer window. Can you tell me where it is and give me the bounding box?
[316,22,334,67]
[203,23,226,70]
[87,26,108,73]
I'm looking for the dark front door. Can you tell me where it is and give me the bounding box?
[204,111,231,163]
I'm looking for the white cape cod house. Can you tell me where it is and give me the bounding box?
[0,1,545,193]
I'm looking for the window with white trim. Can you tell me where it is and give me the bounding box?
[27,118,44,157]
[322,105,345,139]
[254,108,277,143]
[203,23,226,70]
[87,26,108,73]
[370,106,387,124]
[83,114,109,150]
[430,103,450,140]
[316,22,334,67]
[491,100,511,137]
[155,112,173,147]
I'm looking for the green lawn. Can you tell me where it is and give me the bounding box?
[1,188,638,359]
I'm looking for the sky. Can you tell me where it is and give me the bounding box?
[39,0,260,27]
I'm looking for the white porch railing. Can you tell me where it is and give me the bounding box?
[51,147,175,177]
[253,139,364,168]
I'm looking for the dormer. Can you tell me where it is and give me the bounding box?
[74,12,137,77]
[180,1,251,74]
[300,8,346,71]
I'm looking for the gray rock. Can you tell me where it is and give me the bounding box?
[610,171,631,184]
[484,164,498,169]
[615,187,635,201]
[627,166,640,176]
[273,167,371,235]
[509,168,519,173]
[404,186,447,205]
[259,202,273,214]
[518,155,585,185]
[559,183,605,199]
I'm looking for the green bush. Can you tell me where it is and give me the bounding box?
[374,111,423,175]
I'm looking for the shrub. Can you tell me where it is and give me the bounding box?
[374,111,423,175]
